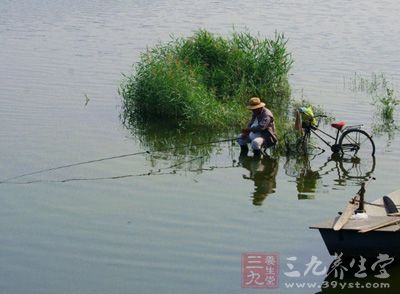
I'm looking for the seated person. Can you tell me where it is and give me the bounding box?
[237,97,277,157]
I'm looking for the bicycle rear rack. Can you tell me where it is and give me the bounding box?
[342,124,363,132]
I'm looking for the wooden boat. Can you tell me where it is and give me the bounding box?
[310,188,400,258]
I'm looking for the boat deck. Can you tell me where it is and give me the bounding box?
[310,216,400,232]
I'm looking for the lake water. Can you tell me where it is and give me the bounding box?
[1,1,400,293]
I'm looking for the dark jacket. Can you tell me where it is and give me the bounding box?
[247,107,277,143]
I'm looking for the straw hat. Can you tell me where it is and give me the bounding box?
[247,97,266,110]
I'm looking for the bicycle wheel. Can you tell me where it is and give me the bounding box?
[338,129,375,160]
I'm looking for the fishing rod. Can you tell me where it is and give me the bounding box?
[0,138,236,183]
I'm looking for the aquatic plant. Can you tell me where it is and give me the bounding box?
[371,88,400,147]
[346,72,390,94]
[120,30,338,158]
[372,120,399,148]
[120,29,293,130]
[345,72,399,122]
[373,87,399,121]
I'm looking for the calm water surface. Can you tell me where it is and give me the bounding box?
[1,1,400,293]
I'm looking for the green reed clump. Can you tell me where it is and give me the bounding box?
[120,29,293,129]
[371,86,400,146]
[347,72,389,94]
[345,72,399,122]
[373,87,399,121]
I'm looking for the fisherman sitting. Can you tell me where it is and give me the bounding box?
[237,97,277,157]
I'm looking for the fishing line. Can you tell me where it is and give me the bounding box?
[1,151,150,183]
[0,138,236,184]
[188,163,238,172]
[4,171,173,185]
[3,156,206,185]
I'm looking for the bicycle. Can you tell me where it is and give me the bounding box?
[297,108,376,161]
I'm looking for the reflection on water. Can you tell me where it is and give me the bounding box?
[1,119,377,206]
[336,153,376,184]
[284,154,322,200]
[372,119,400,150]
[132,119,280,206]
[128,121,377,205]
[126,119,236,160]
[284,152,376,200]
[238,154,279,206]
[130,118,279,205]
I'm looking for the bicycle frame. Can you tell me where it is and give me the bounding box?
[304,125,339,149]
[303,117,363,151]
